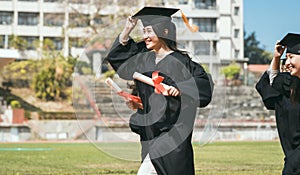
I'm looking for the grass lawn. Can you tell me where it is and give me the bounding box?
[0,141,284,175]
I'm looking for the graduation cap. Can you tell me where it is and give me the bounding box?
[132,6,198,32]
[279,33,300,54]
[132,7,178,26]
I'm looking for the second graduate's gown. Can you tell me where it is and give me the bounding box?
[106,37,213,175]
[256,72,300,175]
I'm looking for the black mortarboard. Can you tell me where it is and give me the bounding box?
[132,7,179,27]
[279,33,300,54]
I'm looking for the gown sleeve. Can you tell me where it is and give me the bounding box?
[105,35,146,80]
[255,71,291,110]
[176,57,213,108]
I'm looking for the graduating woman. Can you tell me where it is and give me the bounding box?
[256,33,300,175]
[105,7,213,175]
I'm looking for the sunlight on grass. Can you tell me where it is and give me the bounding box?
[0,141,284,175]
[94,142,141,161]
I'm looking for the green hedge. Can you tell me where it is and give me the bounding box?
[37,111,96,120]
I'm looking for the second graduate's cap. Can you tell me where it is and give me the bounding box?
[279,33,300,54]
[132,7,179,27]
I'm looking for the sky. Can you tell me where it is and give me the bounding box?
[244,0,300,52]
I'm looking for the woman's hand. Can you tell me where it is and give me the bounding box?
[270,41,287,71]
[124,16,138,32]
[120,16,138,44]
[274,41,286,59]
[126,100,140,110]
[166,86,180,96]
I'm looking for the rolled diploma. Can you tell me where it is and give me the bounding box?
[133,72,170,90]
[105,78,122,93]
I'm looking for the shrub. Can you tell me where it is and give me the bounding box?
[32,55,76,101]
[221,62,241,80]
[104,70,115,78]
[1,60,38,88]
[10,100,21,108]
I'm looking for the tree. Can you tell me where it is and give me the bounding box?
[1,50,77,101]
[54,1,142,47]
[32,54,76,101]
[9,35,28,51]
[244,31,272,64]
[1,59,38,87]
[221,62,242,86]
[221,62,241,80]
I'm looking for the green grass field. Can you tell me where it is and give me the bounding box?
[0,141,284,175]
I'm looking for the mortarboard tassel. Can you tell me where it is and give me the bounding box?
[180,10,199,33]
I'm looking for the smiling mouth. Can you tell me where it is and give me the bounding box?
[286,65,294,72]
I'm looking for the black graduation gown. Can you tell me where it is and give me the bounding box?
[106,36,212,175]
[256,72,300,175]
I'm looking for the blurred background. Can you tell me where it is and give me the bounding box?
[0,0,295,144]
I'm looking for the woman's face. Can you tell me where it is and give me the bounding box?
[143,26,162,51]
[285,53,300,78]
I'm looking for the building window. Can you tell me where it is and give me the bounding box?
[144,0,164,6]
[195,0,216,9]
[44,37,63,50]
[22,36,38,50]
[118,0,138,6]
[0,12,13,25]
[69,0,89,4]
[194,41,209,55]
[18,12,39,26]
[0,35,4,48]
[234,7,240,16]
[44,13,64,26]
[178,40,189,50]
[234,29,240,38]
[69,14,89,27]
[92,15,103,25]
[167,0,187,5]
[234,49,240,58]
[193,40,216,55]
[193,18,216,32]
[70,37,86,48]
[172,17,186,29]
[1,35,9,48]
[44,0,62,2]
[178,0,188,4]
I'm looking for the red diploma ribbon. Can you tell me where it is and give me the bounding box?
[152,71,166,94]
[118,91,143,109]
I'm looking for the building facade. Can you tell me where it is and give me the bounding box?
[165,0,244,78]
[0,0,244,78]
